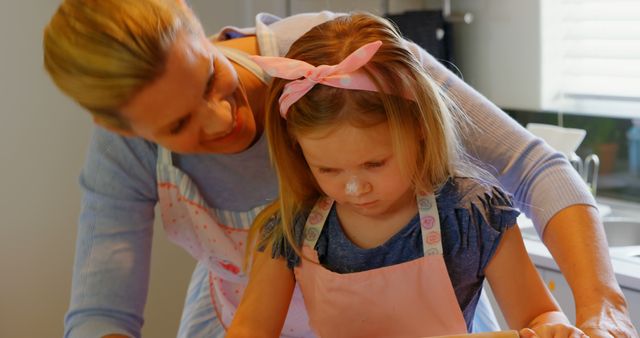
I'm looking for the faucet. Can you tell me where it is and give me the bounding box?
[569,153,600,195]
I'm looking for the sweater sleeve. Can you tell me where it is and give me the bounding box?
[65,127,158,338]
[404,41,595,234]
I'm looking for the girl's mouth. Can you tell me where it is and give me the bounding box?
[353,200,377,208]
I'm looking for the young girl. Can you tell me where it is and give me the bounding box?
[228,12,585,338]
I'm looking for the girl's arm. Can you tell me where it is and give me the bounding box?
[485,224,586,337]
[226,245,296,338]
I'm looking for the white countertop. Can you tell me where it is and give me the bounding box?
[521,235,640,291]
[517,198,640,292]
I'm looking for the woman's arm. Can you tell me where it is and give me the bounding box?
[227,246,296,338]
[543,205,637,338]
[405,41,636,337]
[485,225,585,337]
[65,128,158,338]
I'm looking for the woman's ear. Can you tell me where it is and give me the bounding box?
[174,0,191,11]
[93,116,136,137]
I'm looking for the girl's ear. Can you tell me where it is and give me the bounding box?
[93,116,135,137]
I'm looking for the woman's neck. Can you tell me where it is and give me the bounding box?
[237,66,266,136]
[215,36,267,136]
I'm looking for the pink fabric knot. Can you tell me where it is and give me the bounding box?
[250,41,384,118]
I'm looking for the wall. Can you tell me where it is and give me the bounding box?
[0,1,240,337]
[0,1,437,337]
[451,0,543,111]
[0,1,90,337]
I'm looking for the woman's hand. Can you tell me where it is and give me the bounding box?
[519,323,588,338]
[576,299,639,338]
[541,205,638,338]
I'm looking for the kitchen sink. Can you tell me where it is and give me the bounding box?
[602,218,640,247]
[603,218,640,263]
[519,217,640,247]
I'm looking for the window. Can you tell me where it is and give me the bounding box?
[542,0,640,118]
[452,0,640,201]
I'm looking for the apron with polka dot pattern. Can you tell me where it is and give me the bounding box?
[156,46,313,337]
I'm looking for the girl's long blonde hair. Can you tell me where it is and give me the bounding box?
[43,0,202,130]
[249,12,474,263]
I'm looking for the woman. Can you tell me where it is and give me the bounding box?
[43,1,636,337]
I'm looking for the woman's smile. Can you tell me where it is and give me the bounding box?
[201,96,238,142]
[201,101,242,144]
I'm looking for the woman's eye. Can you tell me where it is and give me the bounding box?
[204,74,215,98]
[170,115,191,135]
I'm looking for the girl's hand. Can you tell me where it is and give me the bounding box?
[519,324,589,338]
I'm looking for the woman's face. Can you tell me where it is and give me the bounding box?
[118,29,257,154]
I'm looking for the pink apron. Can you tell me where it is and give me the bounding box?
[156,46,313,337]
[294,193,468,338]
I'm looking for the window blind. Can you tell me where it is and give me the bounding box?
[543,0,640,118]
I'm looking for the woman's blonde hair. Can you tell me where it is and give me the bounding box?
[43,0,202,130]
[249,12,474,264]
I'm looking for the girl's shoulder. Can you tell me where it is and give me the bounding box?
[437,177,520,230]
[438,177,512,207]
[261,208,310,269]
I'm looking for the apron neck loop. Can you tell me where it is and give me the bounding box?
[303,192,443,256]
[157,145,174,166]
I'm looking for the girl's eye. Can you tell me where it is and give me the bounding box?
[170,115,191,135]
[318,168,338,174]
[364,160,386,169]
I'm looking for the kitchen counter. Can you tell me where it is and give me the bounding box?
[483,197,640,329]
[520,230,640,291]
[518,196,640,292]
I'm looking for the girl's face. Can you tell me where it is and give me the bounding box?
[297,121,416,219]
[118,29,257,154]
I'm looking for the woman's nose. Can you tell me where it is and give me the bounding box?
[344,175,372,197]
[199,99,233,137]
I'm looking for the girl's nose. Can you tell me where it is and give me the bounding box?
[344,175,372,197]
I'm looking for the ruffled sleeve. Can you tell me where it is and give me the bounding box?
[258,210,308,269]
[438,178,521,275]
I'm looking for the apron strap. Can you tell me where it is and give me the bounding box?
[157,145,173,166]
[254,13,281,57]
[301,197,334,249]
[302,193,444,256]
[216,45,271,85]
[417,192,444,256]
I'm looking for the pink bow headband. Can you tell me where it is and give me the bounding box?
[250,40,385,118]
